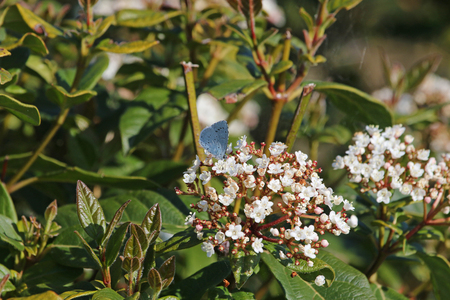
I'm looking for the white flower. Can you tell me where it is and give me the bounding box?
[255,154,270,169]
[197,200,208,212]
[417,149,430,161]
[269,142,287,156]
[343,200,355,211]
[304,225,318,241]
[376,188,392,204]
[244,175,256,189]
[291,226,305,241]
[400,184,412,195]
[252,237,264,253]
[303,244,316,259]
[225,224,245,240]
[212,159,227,174]
[235,135,247,150]
[371,170,385,182]
[184,212,195,225]
[219,194,234,206]
[366,125,380,136]
[388,164,405,177]
[255,196,274,211]
[206,187,218,201]
[267,163,283,174]
[390,177,403,189]
[267,179,282,192]
[360,164,373,178]
[187,155,201,173]
[201,241,215,257]
[250,207,266,223]
[332,155,345,169]
[183,172,196,183]
[347,215,358,228]
[409,162,424,178]
[242,163,255,174]
[295,151,308,165]
[215,231,226,244]
[315,275,326,286]
[282,192,296,204]
[199,171,211,185]
[270,228,279,236]
[411,188,426,201]
[404,135,414,144]
[279,251,287,260]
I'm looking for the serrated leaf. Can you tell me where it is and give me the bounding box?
[231,250,260,289]
[115,9,183,28]
[97,39,159,54]
[159,256,176,289]
[0,182,17,223]
[312,81,393,128]
[404,54,441,91]
[46,85,97,108]
[163,261,231,299]
[0,94,40,125]
[270,60,293,76]
[92,288,124,300]
[141,204,162,241]
[416,251,450,300]
[76,180,106,243]
[105,222,130,267]
[78,53,109,90]
[370,283,409,300]
[101,200,131,247]
[2,32,48,55]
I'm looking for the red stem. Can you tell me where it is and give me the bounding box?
[256,214,290,231]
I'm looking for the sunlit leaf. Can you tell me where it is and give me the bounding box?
[46,85,97,108]
[78,53,109,90]
[1,32,48,55]
[97,39,159,54]
[92,288,124,300]
[231,250,260,289]
[327,0,363,12]
[0,94,40,125]
[9,291,64,300]
[115,9,183,28]
[0,68,12,84]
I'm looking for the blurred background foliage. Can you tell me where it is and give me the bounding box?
[1,0,450,298]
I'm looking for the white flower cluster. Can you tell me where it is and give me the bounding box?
[333,124,450,205]
[178,137,356,265]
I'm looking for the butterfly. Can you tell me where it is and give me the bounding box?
[199,120,229,160]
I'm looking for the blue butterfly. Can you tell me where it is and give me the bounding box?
[199,120,229,159]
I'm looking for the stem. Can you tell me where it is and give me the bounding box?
[257,214,290,231]
[233,197,242,214]
[264,100,285,156]
[8,177,39,193]
[1,155,8,182]
[276,31,291,93]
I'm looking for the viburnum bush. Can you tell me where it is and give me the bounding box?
[178,138,357,267]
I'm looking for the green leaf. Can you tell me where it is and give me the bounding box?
[0,68,12,84]
[2,32,48,55]
[258,28,278,46]
[76,180,106,243]
[156,228,213,255]
[78,53,109,91]
[0,182,17,223]
[163,261,231,300]
[0,94,40,125]
[312,81,393,128]
[130,224,149,254]
[225,24,252,45]
[94,15,116,38]
[404,54,441,91]
[22,260,83,289]
[284,257,335,287]
[409,228,444,242]
[115,9,183,28]
[0,153,159,190]
[101,200,131,247]
[9,291,64,300]
[92,288,125,300]
[0,215,24,251]
[270,60,293,76]
[148,268,163,294]
[208,286,256,300]
[226,0,263,19]
[97,39,159,54]
[159,256,176,289]
[395,107,440,126]
[370,283,409,300]
[0,264,15,293]
[26,55,55,83]
[371,220,403,235]
[119,88,186,154]
[124,233,143,259]
[327,0,363,12]
[0,48,11,57]
[315,125,352,145]
[207,79,267,100]
[416,252,450,300]
[105,222,130,267]
[74,231,102,269]
[141,204,161,241]
[46,85,97,109]
[132,160,188,186]
[2,4,63,38]
[231,250,260,289]
[299,8,314,31]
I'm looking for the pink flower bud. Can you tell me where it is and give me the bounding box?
[321,240,329,247]
[196,224,203,231]
[384,162,391,169]
[424,197,431,204]
[314,207,323,214]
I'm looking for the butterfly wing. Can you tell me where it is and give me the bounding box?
[199,120,229,159]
